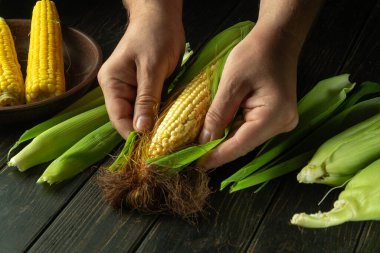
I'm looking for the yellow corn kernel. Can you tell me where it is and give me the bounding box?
[148,68,213,158]
[0,17,25,106]
[25,0,65,103]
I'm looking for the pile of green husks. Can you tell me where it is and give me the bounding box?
[7,21,380,227]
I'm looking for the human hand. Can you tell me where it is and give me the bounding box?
[198,24,300,170]
[97,3,185,139]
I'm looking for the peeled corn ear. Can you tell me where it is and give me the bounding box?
[0,17,25,106]
[25,0,65,103]
[148,69,212,158]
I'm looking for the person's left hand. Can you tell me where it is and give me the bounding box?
[198,25,300,170]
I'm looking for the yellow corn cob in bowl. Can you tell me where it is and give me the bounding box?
[0,17,24,106]
[25,0,65,103]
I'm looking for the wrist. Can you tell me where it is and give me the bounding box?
[125,0,182,23]
[247,22,302,63]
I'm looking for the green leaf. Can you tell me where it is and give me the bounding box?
[37,122,122,185]
[108,131,138,172]
[229,151,313,192]
[225,97,380,192]
[174,21,254,90]
[7,88,104,160]
[338,81,380,110]
[147,129,229,174]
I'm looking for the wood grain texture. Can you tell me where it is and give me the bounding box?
[355,222,380,253]
[247,175,364,253]
[0,164,95,253]
[28,178,158,253]
[342,0,380,83]
[296,0,378,97]
[0,0,379,252]
[0,130,22,168]
[135,182,279,253]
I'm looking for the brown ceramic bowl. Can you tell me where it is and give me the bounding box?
[0,19,102,127]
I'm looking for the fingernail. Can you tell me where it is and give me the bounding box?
[136,115,153,132]
[199,129,211,144]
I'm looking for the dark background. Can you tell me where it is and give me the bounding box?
[0,0,379,252]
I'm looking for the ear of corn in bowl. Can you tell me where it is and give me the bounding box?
[0,0,102,125]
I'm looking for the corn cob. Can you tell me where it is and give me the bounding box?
[291,158,380,228]
[25,0,65,103]
[148,69,212,158]
[297,113,380,185]
[99,21,255,216]
[0,17,24,106]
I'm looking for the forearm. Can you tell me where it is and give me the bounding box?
[123,0,183,22]
[255,0,325,54]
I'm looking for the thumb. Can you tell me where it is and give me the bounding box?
[133,63,166,132]
[199,76,245,144]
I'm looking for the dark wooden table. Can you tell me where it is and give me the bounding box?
[1,0,379,252]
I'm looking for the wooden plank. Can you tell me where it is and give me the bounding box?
[341,0,380,83]
[247,175,364,253]
[297,0,377,96]
[135,182,279,253]
[28,178,158,253]
[0,164,95,253]
[0,130,23,168]
[355,222,380,253]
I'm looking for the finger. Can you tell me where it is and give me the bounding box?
[99,78,136,139]
[198,71,246,144]
[199,108,280,170]
[133,61,166,132]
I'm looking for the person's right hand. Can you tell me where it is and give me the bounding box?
[97,3,185,139]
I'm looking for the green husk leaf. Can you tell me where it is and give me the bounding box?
[226,97,380,192]
[7,88,104,160]
[220,74,355,190]
[181,42,193,67]
[8,105,108,171]
[210,53,229,99]
[59,86,103,114]
[230,151,313,192]
[37,122,122,185]
[108,131,138,172]
[173,21,254,91]
[338,81,380,110]
[291,158,380,228]
[147,128,229,174]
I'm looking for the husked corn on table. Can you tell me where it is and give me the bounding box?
[1,0,380,252]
